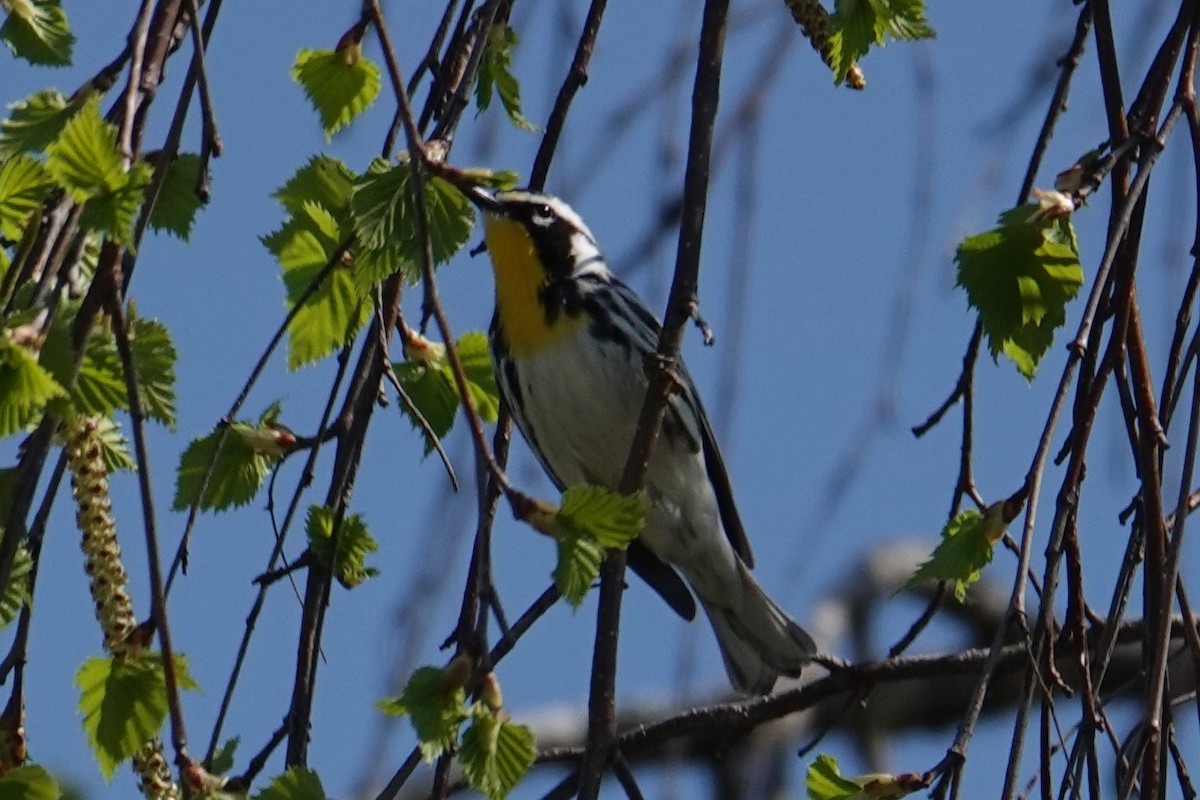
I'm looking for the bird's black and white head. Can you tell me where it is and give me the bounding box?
[469,189,610,283]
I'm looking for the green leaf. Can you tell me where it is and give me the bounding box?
[305,505,379,588]
[956,211,1083,380]
[374,696,407,717]
[457,167,521,192]
[350,157,474,280]
[147,153,205,240]
[251,768,326,800]
[459,707,535,800]
[172,417,284,513]
[0,334,66,438]
[807,754,864,800]
[0,153,52,240]
[128,313,177,428]
[264,200,368,369]
[92,416,136,473]
[475,25,538,131]
[292,47,381,139]
[398,666,468,762]
[274,155,355,220]
[828,0,934,85]
[76,653,197,781]
[0,546,31,630]
[0,765,61,800]
[38,307,176,426]
[394,331,499,454]
[0,89,78,159]
[457,331,500,423]
[208,736,239,776]
[557,485,645,549]
[905,507,1005,602]
[44,97,151,245]
[1,0,74,66]
[553,532,604,607]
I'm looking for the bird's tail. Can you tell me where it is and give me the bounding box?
[697,561,816,695]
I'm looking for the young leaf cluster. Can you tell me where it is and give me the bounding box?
[394,330,500,454]
[475,25,538,131]
[304,504,379,588]
[828,0,933,85]
[173,404,296,513]
[380,665,535,800]
[905,506,1006,602]
[956,206,1084,380]
[263,155,476,369]
[549,486,646,607]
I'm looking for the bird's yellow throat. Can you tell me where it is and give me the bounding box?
[483,215,584,357]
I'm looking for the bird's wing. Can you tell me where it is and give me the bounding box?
[626,540,697,620]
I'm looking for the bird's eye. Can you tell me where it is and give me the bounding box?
[530,203,555,227]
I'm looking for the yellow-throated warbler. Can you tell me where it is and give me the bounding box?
[465,188,815,694]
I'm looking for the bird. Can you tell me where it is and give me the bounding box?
[464,187,816,694]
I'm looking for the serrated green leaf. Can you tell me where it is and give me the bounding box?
[44,97,151,245]
[0,153,52,240]
[460,708,535,800]
[76,653,197,781]
[38,307,176,426]
[92,416,136,473]
[128,313,177,427]
[905,508,1005,602]
[0,546,31,630]
[458,167,521,192]
[208,736,239,776]
[400,666,468,762]
[349,158,474,281]
[274,155,355,220]
[1,0,74,66]
[293,48,381,139]
[250,768,325,800]
[0,89,77,159]
[393,360,457,452]
[0,334,66,438]
[305,505,379,588]
[147,153,205,240]
[265,200,367,369]
[44,96,123,200]
[807,754,863,800]
[475,25,538,131]
[956,212,1083,380]
[553,533,603,607]
[0,764,61,800]
[558,486,645,549]
[76,161,152,246]
[457,331,500,423]
[172,418,282,513]
[828,0,933,85]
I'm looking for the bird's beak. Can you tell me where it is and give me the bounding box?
[448,178,503,215]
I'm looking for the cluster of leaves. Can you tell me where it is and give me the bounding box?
[394,330,500,453]
[379,661,535,800]
[172,402,297,513]
[522,485,647,606]
[956,201,1084,380]
[828,0,934,85]
[305,504,378,588]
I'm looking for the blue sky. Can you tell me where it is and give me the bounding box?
[8,1,1198,797]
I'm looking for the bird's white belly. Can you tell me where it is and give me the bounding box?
[513,336,738,594]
